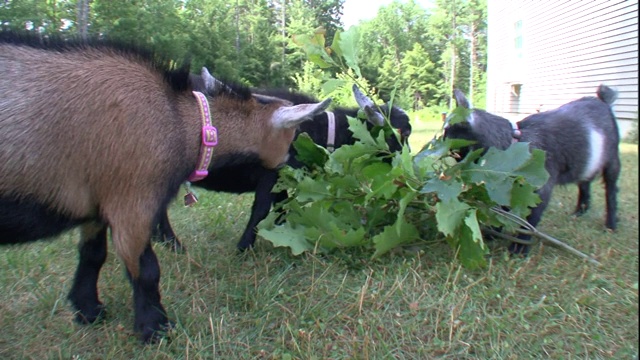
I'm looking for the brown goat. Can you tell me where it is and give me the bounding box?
[0,31,330,342]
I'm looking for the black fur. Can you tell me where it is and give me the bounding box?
[0,196,89,244]
[68,225,108,324]
[444,85,620,255]
[155,88,412,252]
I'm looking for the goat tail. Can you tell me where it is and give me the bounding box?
[597,84,617,106]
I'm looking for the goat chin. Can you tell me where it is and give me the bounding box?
[445,85,620,256]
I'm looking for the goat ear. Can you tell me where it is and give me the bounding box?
[271,98,332,129]
[352,84,385,127]
[453,89,471,109]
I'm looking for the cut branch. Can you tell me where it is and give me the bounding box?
[488,207,602,266]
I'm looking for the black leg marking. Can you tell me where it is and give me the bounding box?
[153,210,185,253]
[573,181,591,216]
[68,223,108,324]
[237,171,280,251]
[603,158,620,230]
[509,183,554,256]
[128,244,171,343]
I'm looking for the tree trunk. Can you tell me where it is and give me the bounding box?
[76,0,91,40]
[469,20,476,106]
[281,0,286,84]
[235,0,240,54]
[449,11,456,111]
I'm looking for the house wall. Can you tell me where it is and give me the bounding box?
[486,0,638,137]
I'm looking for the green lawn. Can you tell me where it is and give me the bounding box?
[0,118,637,359]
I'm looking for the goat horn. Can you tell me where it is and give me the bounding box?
[453,89,471,109]
[201,67,232,94]
[352,84,385,127]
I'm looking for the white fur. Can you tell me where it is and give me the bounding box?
[271,98,332,129]
[582,128,605,180]
[468,112,476,126]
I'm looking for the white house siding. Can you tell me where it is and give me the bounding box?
[486,0,638,137]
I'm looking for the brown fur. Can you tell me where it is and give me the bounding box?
[0,43,306,276]
[1,32,331,342]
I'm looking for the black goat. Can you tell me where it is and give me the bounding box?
[444,85,620,255]
[155,84,412,251]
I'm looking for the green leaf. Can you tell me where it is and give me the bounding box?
[435,199,470,237]
[335,26,361,77]
[421,178,463,203]
[510,181,540,217]
[372,218,419,258]
[330,30,343,58]
[463,209,484,246]
[257,226,313,255]
[457,211,487,269]
[327,137,383,175]
[347,116,378,146]
[465,143,533,206]
[445,106,472,126]
[463,143,550,207]
[361,161,403,202]
[362,162,393,179]
[512,148,550,188]
[447,138,478,151]
[330,175,361,197]
[392,145,415,179]
[415,137,450,160]
[468,143,531,178]
[293,133,329,168]
[321,79,347,95]
[296,177,331,202]
[292,32,333,69]
[308,224,367,249]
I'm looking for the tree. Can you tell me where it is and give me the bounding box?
[400,43,438,109]
[1,0,76,34]
[357,0,435,107]
[0,0,487,102]
[76,0,90,39]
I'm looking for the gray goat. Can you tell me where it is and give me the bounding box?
[444,85,620,255]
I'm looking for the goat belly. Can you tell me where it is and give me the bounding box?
[0,195,90,244]
[194,161,271,194]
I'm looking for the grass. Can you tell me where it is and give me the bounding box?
[0,118,637,359]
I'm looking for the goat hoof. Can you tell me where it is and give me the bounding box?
[74,303,106,324]
[507,242,530,257]
[571,210,587,217]
[138,319,174,344]
[168,237,186,253]
[152,235,185,253]
[236,239,255,252]
[236,244,253,252]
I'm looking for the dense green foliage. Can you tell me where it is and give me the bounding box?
[1,0,487,107]
[257,30,549,269]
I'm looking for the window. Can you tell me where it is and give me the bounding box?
[511,83,522,97]
[514,20,523,59]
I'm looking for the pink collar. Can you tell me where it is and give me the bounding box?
[326,111,336,152]
[188,91,218,182]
